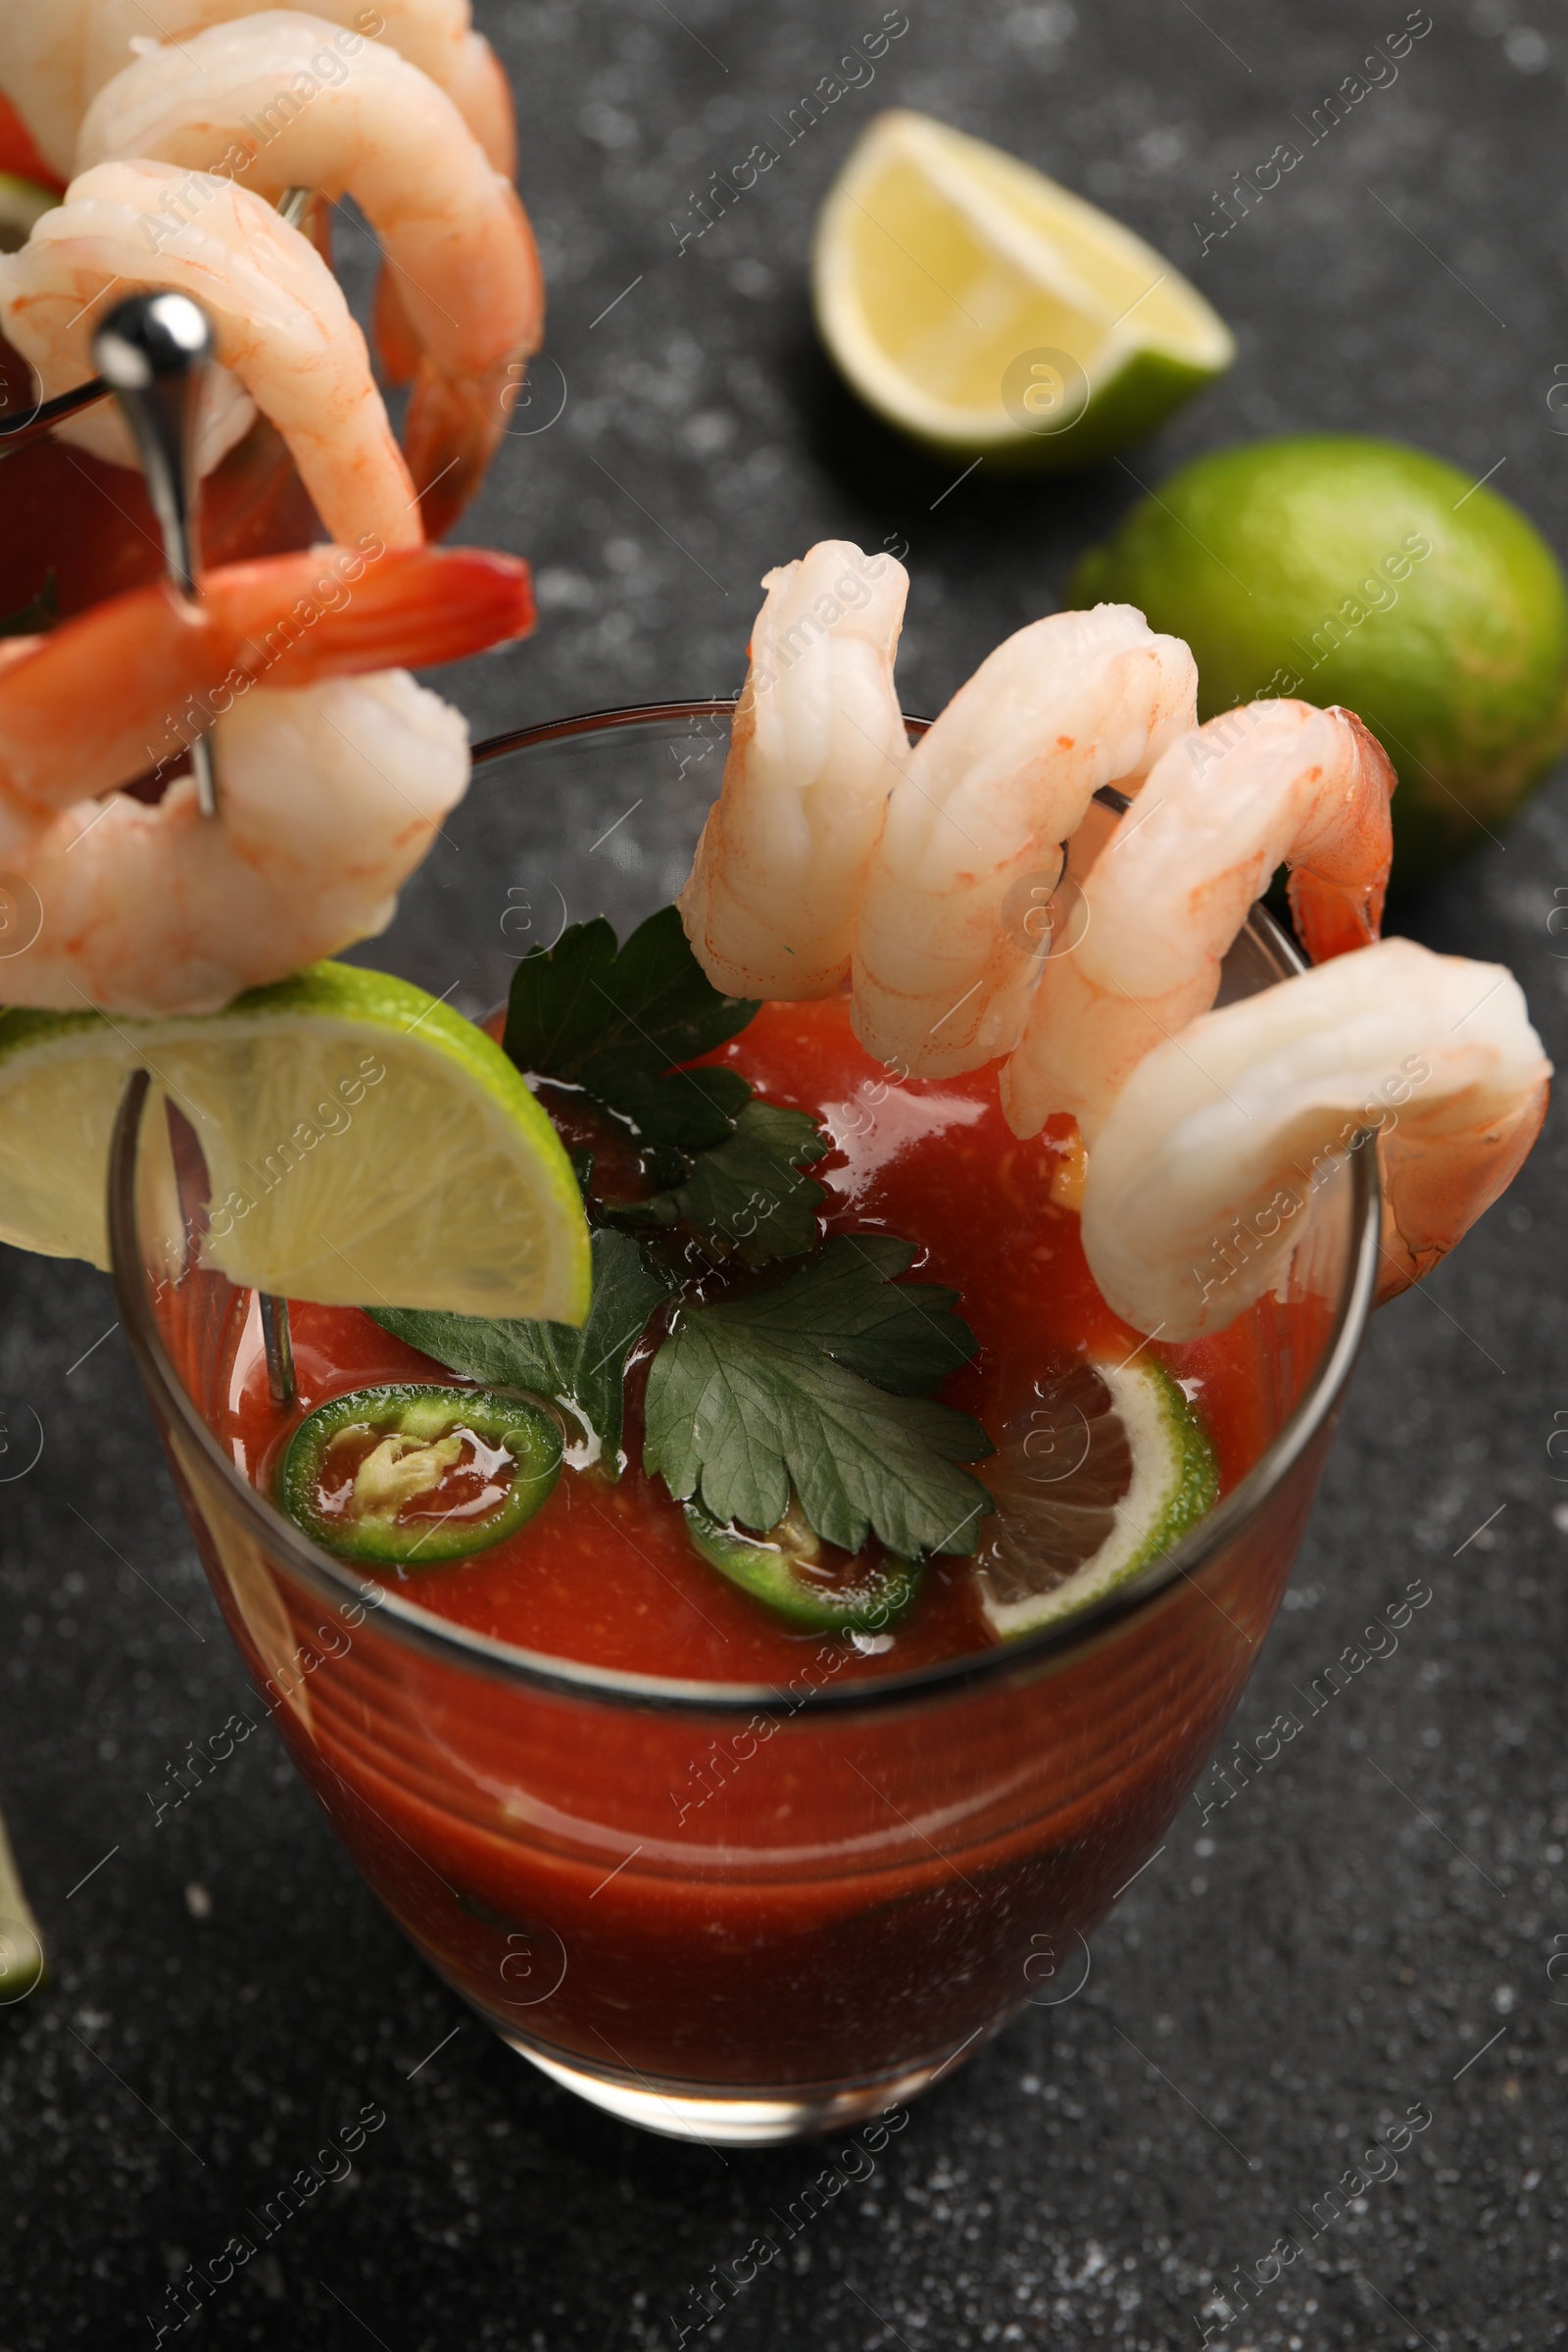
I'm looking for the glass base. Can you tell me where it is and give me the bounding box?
[498,2027,993,2144]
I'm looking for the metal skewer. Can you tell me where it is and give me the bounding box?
[2,190,314,463]
[92,291,219,817]
[93,288,297,1405]
[0,372,122,457]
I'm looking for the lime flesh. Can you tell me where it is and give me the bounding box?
[813,110,1234,469]
[975,1354,1217,1640]
[0,964,590,1322]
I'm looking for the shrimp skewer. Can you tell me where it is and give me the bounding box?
[1002,698,1396,1143]
[677,543,909,1001]
[0,159,419,550]
[0,542,530,810]
[849,604,1198,1078]
[77,13,543,533]
[1079,938,1549,1341]
[0,542,533,1013]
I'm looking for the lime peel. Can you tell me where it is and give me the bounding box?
[979,1356,1217,1640]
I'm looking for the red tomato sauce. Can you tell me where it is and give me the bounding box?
[221,992,1271,1685]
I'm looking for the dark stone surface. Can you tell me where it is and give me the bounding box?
[2,0,1566,2344]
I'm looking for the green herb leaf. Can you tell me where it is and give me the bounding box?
[615,1102,829,1266]
[370,1228,665,1467]
[502,908,760,1152]
[0,571,56,639]
[582,1051,751,1152]
[643,1236,992,1556]
[746,1235,982,1393]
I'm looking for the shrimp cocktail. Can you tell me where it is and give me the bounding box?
[8,526,1522,2142]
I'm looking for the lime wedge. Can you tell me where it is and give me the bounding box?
[0,172,57,255]
[0,965,591,1323]
[976,1354,1216,1639]
[813,110,1234,469]
[0,1007,138,1267]
[0,1802,45,2004]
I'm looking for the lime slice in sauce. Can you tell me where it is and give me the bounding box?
[277,1383,563,1568]
[976,1355,1216,1639]
[683,1499,925,1634]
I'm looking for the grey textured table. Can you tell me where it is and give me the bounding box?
[3,2,1565,2344]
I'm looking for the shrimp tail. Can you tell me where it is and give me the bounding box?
[1286,710,1396,962]
[0,545,533,811]
[1377,1078,1548,1302]
[249,546,536,687]
[405,357,513,542]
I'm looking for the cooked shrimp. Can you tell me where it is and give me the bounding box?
[85,1,466,113]
[1,0,514,176]
[447,28,517,176]
[0,541,534,1012]
[0,4,92,184]
[850,606,1198,1078]
[1002,698,1396,1143]
[77,13,543,532]
[677,543,909,1000]
[1078,937,1550,1341]
[0,158,420,549]
[0,542,531,809]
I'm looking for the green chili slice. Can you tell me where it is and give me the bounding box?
[683,1500,925,1633]
[277,1384,562,1567]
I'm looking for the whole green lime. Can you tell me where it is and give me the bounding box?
[1067,435,1568,875]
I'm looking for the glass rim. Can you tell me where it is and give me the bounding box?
[107,699,1382,1720]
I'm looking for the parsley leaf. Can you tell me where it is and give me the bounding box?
[503,908,759,1152]
[613,1102,829,1266]
[643,1236,993,1556]
[370,1229,666,1468]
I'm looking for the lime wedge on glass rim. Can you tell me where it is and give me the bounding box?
[976,1354,1217,1639]
[812,110,1234,470]
[0,963,590,1321]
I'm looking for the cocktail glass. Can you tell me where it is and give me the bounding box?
[108,702,1378,2144]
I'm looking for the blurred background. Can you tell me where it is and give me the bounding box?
[2,2,1565,2344]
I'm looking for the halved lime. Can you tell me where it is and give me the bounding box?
[812,110,1234,470]
[976,1354,1216,1639]
[0,964,591,1322]
[0,172,56,255]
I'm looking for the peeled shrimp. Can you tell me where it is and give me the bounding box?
[1079,937,1550,1341]
[0,541,533,1012]
[0,158,419,548]
[77,13,543,529]
[0,4,93,186]
[677,543,909,1000]
[1003,698,1396,1143]
[1,0,514,179]
[850,605,1198,1078]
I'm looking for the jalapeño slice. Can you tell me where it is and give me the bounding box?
[278,1384,562,1567]
[683,1500,924,1633]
